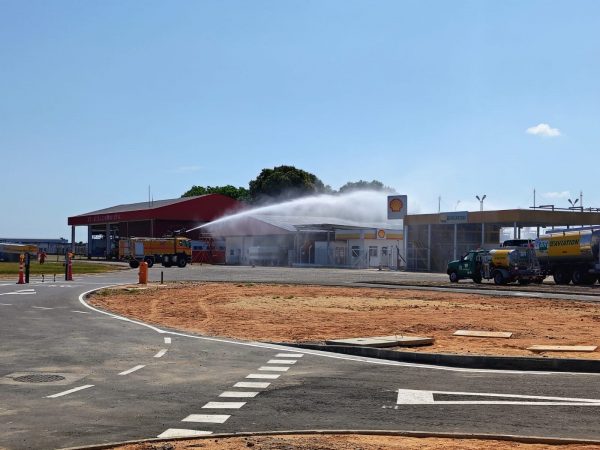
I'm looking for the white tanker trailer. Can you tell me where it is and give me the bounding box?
[535,229,600,285]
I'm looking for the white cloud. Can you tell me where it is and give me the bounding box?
[542,191,570,199]
[526,123,561,137]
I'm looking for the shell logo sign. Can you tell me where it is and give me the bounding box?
[387,195,407,220]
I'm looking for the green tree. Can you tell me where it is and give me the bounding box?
[181,185,249,201]
[338,179,395,194]
[248,165,327,202]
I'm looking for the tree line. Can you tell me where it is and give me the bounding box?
[181,165,395,203]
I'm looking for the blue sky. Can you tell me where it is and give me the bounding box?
[1,0,599,241]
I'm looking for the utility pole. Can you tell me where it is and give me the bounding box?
[476,194,486,247]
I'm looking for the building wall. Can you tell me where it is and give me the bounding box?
[406,223,501,272]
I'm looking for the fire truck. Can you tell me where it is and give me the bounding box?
[118,237,192,269]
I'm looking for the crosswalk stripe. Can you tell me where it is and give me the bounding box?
[157,429,212,438]
[267,359,296,364]
[246,373,280,379]
[202,401,245,409]
[234,381,270,389]
[182,414,230,423]
[220,391,259,398]
[259,366,289,372]
[275,353,304,358]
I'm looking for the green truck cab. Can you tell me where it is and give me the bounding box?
[446,250,486,283]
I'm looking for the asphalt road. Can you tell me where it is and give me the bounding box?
[2,266,600,449]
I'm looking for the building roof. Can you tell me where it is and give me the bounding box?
[405,208,600,227]
[68,194,243,226]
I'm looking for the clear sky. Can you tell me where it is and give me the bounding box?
[1,0,599,241]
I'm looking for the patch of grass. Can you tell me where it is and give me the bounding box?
[0,261,117,276]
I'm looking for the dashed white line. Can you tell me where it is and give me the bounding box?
[164,337,172,344]
[154,349,168,358]
[202,401,246,409]
[259,366,289,371]
[276,353,304,358]
[246,373,280,379]
[119,365,145,375]
[31,306,53,310]
[0,303,12,306]
[267,359,296,364]
[220,391,259,398]
[46,384,94,398]
[182,414,231,423]
[71,310,90,314]
[234,381,270,389]
[157,429,212,438]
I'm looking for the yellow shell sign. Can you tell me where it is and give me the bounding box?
[387,195,407,220]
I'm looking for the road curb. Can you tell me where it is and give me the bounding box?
[283,343,600,373]
[58,429,600,450]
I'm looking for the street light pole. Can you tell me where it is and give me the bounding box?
[476,194,486,247]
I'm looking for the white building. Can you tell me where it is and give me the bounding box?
[205,215,405,269]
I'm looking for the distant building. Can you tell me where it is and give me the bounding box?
[0,238,70,254]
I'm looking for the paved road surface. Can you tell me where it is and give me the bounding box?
[1,267,600,449]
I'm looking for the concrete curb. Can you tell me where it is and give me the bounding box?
[283,343,600,373]
[58,429,600,450]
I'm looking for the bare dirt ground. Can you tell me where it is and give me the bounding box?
[112,434,600,450]
[90,282,600,359]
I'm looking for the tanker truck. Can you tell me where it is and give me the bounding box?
[447,246,544,285]
[535,229,600,285]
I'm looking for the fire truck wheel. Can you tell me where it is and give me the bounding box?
[144,258,154,268]
[129,260,140,269]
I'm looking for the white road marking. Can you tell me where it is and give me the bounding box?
[259,366,289,372]
[246,373,280,379]
[267,359,296,364]
[71,310,90,314]
[220,391,259,398]
[78,287,600,376]
[31,306,53,310]
[157,429,212,438]
[396,389,600,406]
[182,414,230,423]
[119,365,145,375]
[234,381,270,388]
[276,353,304,358]
[0,290,36,296]
[154,349,168,358]
[164,337,172,344]
[202,401,246,409]
[46,384,94,398]
[0,303,12,306]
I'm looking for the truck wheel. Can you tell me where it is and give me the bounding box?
[177,257,187,268]
[493,271,505,285]
[449,271,459,283]
[144,257,154,268]
[553,269,571,285]
[129,260,139,269]
[162,255,172,268]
